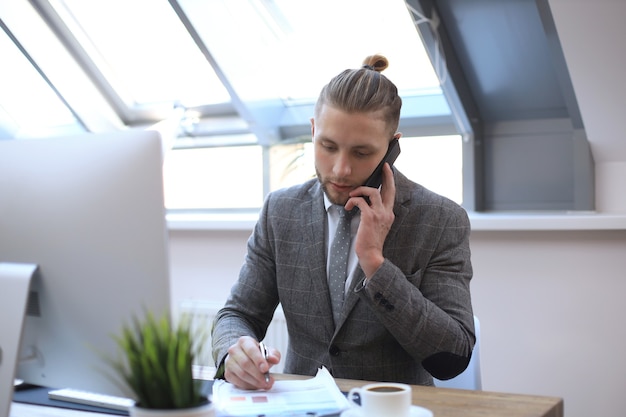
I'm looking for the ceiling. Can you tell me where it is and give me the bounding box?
[413,0,582,130]
[407,0,593,210]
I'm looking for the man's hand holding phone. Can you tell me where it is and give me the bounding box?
[362,138,400,191]
[345,138,400,278]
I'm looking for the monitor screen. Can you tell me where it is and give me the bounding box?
[0,129,171,406]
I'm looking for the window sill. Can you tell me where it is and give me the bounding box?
[468,211,626,231]
[167,211,260,231]
[166,211,626,232]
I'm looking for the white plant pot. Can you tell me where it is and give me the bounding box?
[129,402,215,417]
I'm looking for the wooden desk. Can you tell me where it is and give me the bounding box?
[277,374,564,417]
[10,376,563,417]
[341,380,562,417]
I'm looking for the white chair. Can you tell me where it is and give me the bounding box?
[434,315,482,390]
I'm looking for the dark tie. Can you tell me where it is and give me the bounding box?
[328,206,354,326]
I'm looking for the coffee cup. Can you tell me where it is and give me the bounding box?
[347,382,412,417]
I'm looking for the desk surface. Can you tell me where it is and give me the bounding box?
[279,374,564,417]
[11,376,563,417]
[349,380,564,417]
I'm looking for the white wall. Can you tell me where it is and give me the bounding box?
[548,0,626,212]
[168,2,626,417]
[168,229,251,306]
[471,230,626,417]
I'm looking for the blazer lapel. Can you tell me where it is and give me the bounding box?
[303,184,336,336]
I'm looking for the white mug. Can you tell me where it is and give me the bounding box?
[347,382,412,417]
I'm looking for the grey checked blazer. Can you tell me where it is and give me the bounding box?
[212,170,474,385]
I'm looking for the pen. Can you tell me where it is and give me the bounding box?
[259,341,270,383]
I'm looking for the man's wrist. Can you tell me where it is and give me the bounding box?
[361,254,385,278]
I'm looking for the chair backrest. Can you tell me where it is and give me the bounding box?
[434,315,482,390]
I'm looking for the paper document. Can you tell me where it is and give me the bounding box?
[212,367,350,417]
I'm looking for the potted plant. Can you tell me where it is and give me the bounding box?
[108,311,214,417]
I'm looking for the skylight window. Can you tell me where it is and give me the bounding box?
[49,0,231,108]
[179,0,441,104]
[0,26,78,138]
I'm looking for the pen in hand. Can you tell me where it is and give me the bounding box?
[259,341,270,383]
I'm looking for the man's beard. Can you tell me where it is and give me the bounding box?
[316,167,349,206]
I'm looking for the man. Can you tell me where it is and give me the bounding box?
[212,55,474,390]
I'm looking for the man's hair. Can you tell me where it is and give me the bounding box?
[314,54,402,136]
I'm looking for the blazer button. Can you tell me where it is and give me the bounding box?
[385,304,395,312]
[374,292,383,301]
[329,345,341,356]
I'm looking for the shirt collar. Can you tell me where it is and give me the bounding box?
[323,193,333,213]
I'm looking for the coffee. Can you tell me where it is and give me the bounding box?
[368,386,404,393]
[347,382,412,417]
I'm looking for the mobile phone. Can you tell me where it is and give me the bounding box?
[363,138,401,189]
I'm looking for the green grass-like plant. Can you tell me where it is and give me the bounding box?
[109,311,207,409]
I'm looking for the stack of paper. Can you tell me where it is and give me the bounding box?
[212,367,350,417]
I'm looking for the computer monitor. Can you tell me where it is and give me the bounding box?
[0,129,171,415]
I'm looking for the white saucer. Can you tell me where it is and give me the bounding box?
[340,405,433,417]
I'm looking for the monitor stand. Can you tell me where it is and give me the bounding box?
[0,263,37,417]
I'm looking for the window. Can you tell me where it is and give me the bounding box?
[0,18,80,138]
[47,0,230,109]
[163,145,264,210]
[163,134,463,211]
[395,135,462,204]
[2,1,594,212]
[1,0,464,212]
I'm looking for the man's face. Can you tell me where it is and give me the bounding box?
[311,104,393,206]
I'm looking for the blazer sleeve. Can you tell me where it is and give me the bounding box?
[355,190,474,380]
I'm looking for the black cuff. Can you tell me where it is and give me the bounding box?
[422,351,472,380]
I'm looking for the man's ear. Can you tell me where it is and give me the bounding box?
[310,117,315,140]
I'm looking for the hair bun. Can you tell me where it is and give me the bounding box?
[362,54,389,72]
